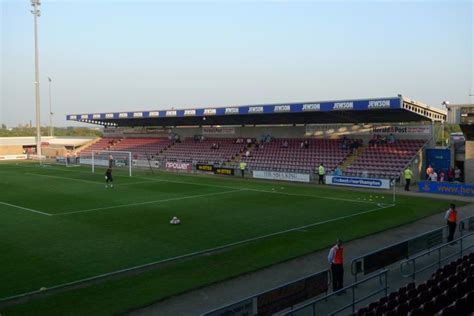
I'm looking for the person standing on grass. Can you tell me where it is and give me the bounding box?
[239,161,247,178]
[108,154,114,168]
[445,204,457,243]
[328,239,344,292]
[105,168,114,188]
[318,163,325,184]
[403,167,413,191]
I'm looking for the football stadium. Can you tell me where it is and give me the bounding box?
[1,1,473,316]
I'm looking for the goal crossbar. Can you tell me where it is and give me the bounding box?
[91,150,132,177]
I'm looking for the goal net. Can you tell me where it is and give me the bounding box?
[81,150,132,177]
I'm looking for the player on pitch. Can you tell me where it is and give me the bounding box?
[105,168,114,188]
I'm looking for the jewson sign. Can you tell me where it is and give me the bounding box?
[418,181,474,197]
[326,175,391,190]
[253,170,310,183]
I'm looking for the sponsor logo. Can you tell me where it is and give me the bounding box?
[184,109,196,116]
[119,112,128,118]
[368,100,391,109]
[333,102,354,110]
[80,114,89,120]
[166,110,177,117]
[133,112,143,118]
[92,114,101,119]
[202,127,235,135]
[149,111,160,117]
[225,107,239,114]
[302,103,321,111]
[253,170,310,183]
[249,106,264,113]
[204,108,217,115]
[274,105,291,112]
[165,161,191,171]
[214,167,234,176]
[327,176,390,189]
[197,164,214,172]
[69,115,77,120]
[105,113,114,118]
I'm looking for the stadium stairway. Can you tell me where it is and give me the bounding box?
[75,137,103,154]
[340,146,367,171]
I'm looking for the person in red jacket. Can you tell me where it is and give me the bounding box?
[445,204,457,243]
[328,239,344,292]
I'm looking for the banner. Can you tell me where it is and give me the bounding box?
[326,175,391,189]
[202,127,236,135]
[214,167,235,176]
[165,161,191,171]
[418,181,474,197]
[371,125,431,135]
[196,164,214,173]
[0,155,27,160]
[253,170,310,183]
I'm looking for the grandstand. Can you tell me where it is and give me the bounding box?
[353,254,474,316]
[68,96,444,184]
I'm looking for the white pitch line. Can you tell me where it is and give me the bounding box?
[25,173,102,185]
[0,203,395,303]
[26,173,157,187]
[25,167,382,205]
[54,189,245,216]
[0,202,52,217]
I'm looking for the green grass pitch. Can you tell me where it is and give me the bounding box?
[0,162,453,315]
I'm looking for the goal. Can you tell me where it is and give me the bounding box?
[90,150,132,177]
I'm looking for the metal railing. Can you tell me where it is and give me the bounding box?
[202,269,329,316]
[400,232,474,281]
[282,269,388,316]
[350,225,445,282]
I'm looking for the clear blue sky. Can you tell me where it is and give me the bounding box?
[1,0,472,127]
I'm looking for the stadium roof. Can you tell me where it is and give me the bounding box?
[67,95,446,127]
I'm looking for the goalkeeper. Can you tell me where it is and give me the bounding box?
[105,168,114,188]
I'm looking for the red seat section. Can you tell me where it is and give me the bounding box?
[345,140,426,179]
[238,138,352,174]
[160,138,246,164]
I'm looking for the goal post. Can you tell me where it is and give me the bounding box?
[91,150,132,177]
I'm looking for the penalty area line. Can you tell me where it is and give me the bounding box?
[0,202,52,217]
[54,189,246,216]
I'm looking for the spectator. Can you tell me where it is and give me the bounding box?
[350,141,358,154]
[426,165,433,180]
[300,142,304,149]
[334,165,342,176]
[429,170,438,182]
[454,166,462,182]
[304,140,309,149]
[439,170,445,182]
[448,167,455,182]
[245,150,250,157]
[388,133,395,144]
[246,138,252,147]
